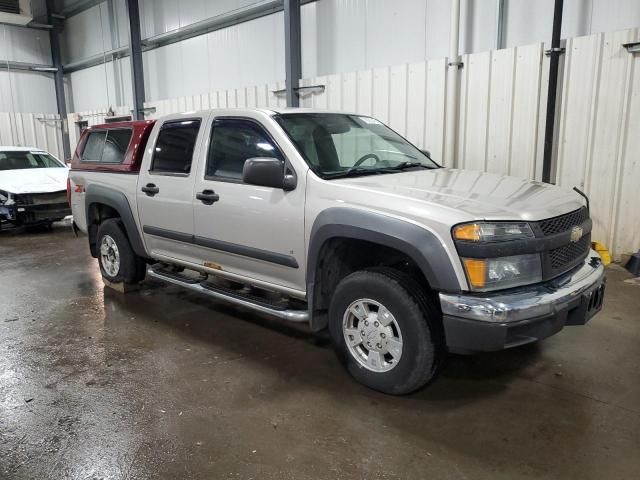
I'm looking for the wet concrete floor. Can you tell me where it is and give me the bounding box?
[0,225,639,479]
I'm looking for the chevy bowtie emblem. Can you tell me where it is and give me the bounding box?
[570,226,584,243]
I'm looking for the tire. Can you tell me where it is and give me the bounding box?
[328,267,444,395]
[96,219,146,284]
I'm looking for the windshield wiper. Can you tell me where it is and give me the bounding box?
[379,161,436,171]
[323,167,393,179]
[323,161,438,180]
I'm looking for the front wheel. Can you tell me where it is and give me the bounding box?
[96,219,146,284]
[328,268,444,395]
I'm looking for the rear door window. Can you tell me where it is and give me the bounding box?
[150,119,201,175]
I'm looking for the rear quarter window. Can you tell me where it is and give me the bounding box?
[81,129,132,164]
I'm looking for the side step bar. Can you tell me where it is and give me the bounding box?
[147,267,309,323]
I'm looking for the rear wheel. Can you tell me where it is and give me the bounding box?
[96,219,146,284]
[329,268,443,395]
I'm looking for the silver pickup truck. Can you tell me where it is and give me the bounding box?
[68,108,606,394]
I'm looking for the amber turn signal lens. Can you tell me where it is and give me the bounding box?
[454,223,481,241]
[463,258,486,288]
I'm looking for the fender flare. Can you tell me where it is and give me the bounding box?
[307,208,462,330]
[85,184,148,259]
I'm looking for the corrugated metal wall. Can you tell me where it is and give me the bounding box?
[457,43,548,180]
[0,112,64,160]
[556,28,640,259]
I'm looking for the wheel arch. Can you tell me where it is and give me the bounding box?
[307,208,461,331]
[85,184,148,259]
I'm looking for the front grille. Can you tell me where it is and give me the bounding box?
[14,191,67,206]
[537,207,589,236]
[548,234,591,270]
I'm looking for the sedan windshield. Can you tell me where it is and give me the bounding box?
[0,151,64,171]
[275,113,439,179]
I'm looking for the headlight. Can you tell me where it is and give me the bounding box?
[453,222,534,242]
[462,254,542,291]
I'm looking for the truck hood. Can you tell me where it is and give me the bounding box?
[0,168,68,194]
[335,168,585,221]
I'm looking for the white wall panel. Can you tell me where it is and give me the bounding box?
[61,0,129,63]
[66,58,132,112]
[139,0,260,39]
[0,24,51,64]
[304,0,640,77]
[143,12,285,102]
[556,28,640,258]
[0,70,57,114]
[457,44,545,179]
[0,113,64,160]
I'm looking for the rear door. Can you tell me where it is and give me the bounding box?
[137,115,207,261]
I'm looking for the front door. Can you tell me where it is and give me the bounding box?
[191,117,306,294]
[137,117,206,261]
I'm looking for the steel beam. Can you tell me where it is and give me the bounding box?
[284,0,301,107]
[46,0,71,160]
[0,60,56,72]
[542,0,564,183]
[126,0,145,120]
[62,46,129,73]
[495,0,504,49]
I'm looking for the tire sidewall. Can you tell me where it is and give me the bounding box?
[96,219,137,284]
[329,271,437,394]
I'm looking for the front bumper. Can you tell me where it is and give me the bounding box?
[439,250,606,353]
[0,192,70,226]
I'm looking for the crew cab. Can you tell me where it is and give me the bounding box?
[68,109,606,394]
[0,146,71,230]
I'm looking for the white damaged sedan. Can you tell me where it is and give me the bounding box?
[0,147,71,230]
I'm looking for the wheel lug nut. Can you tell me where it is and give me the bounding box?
[361,330,365,336]
[367,342,371,347]
[376,343,382,349]
[380,333,386,338]
[364,320,369,326]
[374,321,379,327]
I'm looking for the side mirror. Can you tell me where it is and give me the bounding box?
[242,157,296,191]
[420,149,432,159]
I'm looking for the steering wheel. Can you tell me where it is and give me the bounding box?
[352,153,381,168]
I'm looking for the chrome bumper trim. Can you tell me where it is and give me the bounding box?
[439,250,605,323]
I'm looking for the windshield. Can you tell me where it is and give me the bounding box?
[0,151,64,171]
[275,113,439,178]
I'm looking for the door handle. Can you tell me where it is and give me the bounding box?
[196,189,220,205]
[141,183,159,196]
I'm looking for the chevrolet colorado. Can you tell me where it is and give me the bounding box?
[68,109,606,394]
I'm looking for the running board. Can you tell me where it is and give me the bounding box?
[147,267,309,323]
